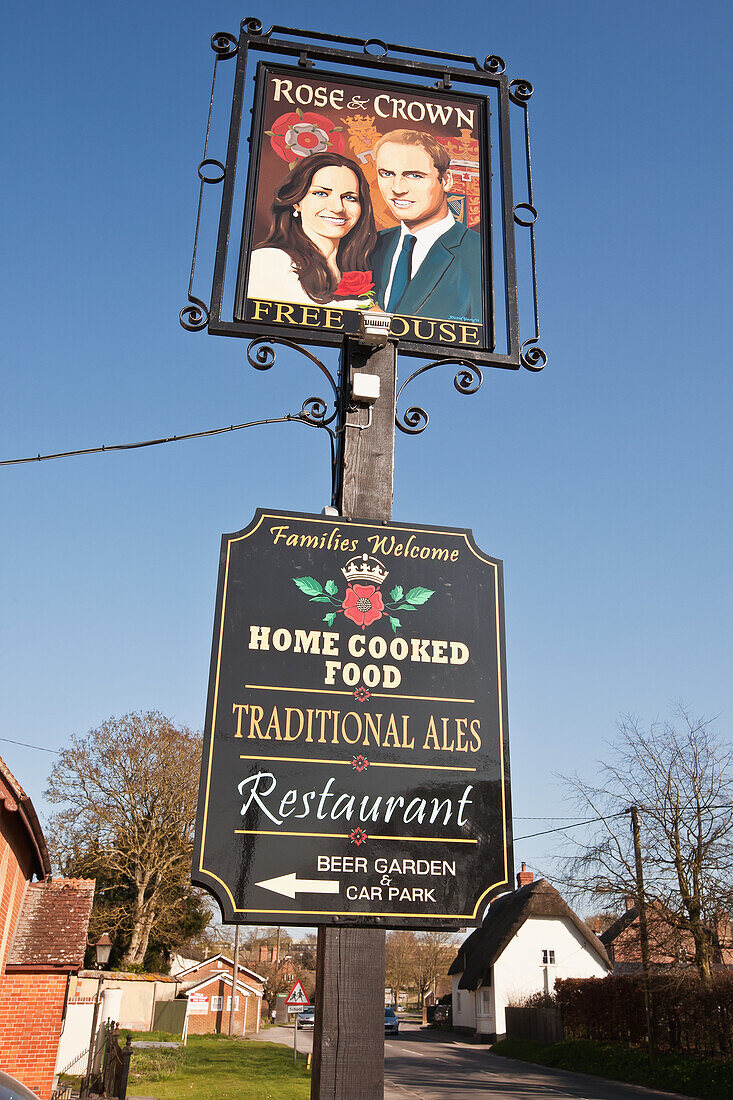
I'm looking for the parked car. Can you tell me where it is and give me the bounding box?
[0,1069,40,1099]
[297,1005,316,1028]
[384,1007,400,1035]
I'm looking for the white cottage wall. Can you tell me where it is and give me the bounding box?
[489,915,608,1037]
[450,974,476,1031]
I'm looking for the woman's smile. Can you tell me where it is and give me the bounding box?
[295,165,361,244]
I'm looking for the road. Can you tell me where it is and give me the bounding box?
[384,1023,687,1099]
[254,1020,688,1099]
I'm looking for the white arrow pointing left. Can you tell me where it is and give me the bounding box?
[255,872,341,900]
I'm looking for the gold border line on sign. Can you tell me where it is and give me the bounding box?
[244,683,475,704]
[198,510,510,911]
[239,754,476,773]
[234,829,477,844]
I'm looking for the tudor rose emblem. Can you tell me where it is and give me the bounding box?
[293,552,434,633]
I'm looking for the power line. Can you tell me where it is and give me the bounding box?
[0,414,323,467]
[513,811,627,841]
[514,816,587,821]
[0,736,61,755]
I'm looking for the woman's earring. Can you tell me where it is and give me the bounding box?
[293,209,300,218]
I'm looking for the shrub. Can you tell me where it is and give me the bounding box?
[555,972,733,1057]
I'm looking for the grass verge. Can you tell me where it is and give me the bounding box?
[124,1033,310,1099]
[491,1038,733,1100]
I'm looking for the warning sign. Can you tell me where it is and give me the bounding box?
[285,980,310,1008]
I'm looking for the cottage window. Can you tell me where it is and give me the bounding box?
[456,992,462,1012]
[227,995,240,1011]
[211,995,224,1011]
[541,949,555,965]
[477,987,492,1016]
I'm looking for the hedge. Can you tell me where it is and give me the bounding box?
[555,973,733,1057]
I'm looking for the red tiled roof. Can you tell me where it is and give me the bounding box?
[6,878,95,970]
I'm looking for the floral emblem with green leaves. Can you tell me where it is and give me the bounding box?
[293,552,434,634]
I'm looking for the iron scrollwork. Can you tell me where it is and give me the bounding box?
[211,31,239,58]
[178,32,238,335]
[245,337,342,500]
[509,76,547,372]
[395,359,483,435]
[241,17,264,36]
[483,54,506,74]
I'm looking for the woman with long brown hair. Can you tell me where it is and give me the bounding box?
[247,152,377,306]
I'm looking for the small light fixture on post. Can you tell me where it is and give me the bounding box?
[80,934,112,1098]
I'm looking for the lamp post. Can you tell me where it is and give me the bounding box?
[80,934,113,1098]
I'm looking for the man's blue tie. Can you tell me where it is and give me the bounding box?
[386,234,416,312]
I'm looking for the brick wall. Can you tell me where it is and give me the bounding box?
[186,976,261,1036]
[0,822,34,975]
[0,971,67,1099]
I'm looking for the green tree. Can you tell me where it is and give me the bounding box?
[47,710,208,969]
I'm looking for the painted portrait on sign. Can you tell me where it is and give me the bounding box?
[237,66,489,350]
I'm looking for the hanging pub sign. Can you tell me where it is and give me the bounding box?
[235,66,489,353]
[192,509,513,929]
[181,21,546,372]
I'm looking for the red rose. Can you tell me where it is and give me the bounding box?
[267,110,346,164]
[342,584,384,629]
[335,270,375,297]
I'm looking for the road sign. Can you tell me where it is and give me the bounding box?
[192,508,512,929]
[286,980,311,1008]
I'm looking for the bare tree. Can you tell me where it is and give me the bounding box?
[561,709,733,983]
[385,931,417,1003]
[46,711,204,968]
[412,931,457,1007]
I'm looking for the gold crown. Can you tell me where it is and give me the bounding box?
[341,553,389,586]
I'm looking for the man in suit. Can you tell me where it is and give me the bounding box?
[371,129,482,323]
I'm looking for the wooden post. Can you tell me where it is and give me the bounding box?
[630,804,655,1062]
[228,924,240,1037]
[310,336,396,1100]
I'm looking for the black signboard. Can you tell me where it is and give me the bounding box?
[192,509,512,929]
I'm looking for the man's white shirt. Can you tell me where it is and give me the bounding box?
[383,212,456,308]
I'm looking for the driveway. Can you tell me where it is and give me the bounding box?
[250,1022,314,1056]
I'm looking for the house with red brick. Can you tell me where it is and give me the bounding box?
[175,954,264,1035]
[600,898,733,972]
[0,755,94,1099]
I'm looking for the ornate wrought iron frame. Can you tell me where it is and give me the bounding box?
[181,18,546,374]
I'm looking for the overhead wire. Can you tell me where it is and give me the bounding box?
[0,736,61,755]
[0,414,325,467]
[513,811,628,841]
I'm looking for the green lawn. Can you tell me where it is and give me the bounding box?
[491,1038,733,1100]
[125,1034,310,1100]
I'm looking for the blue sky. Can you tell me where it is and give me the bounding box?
[2,1,732,907]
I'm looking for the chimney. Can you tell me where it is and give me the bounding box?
[258,944,268,962]
[271,944,279,963]
[517,862,533,888]
[625,896,636,911]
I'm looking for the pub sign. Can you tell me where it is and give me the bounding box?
[192,509,513,929]
[235,65,491,354]
[183,21,546,372]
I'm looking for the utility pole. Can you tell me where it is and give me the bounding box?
[310,336,396,1100]
[630,804,655,1062]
